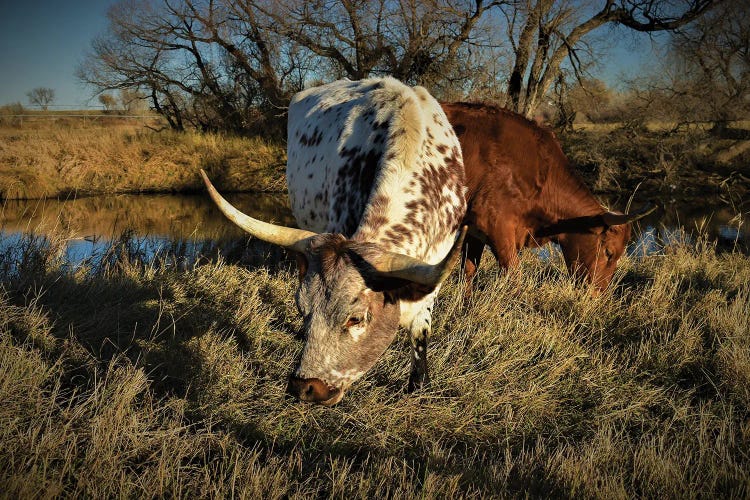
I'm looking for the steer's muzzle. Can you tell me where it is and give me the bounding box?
[287,376,343,405]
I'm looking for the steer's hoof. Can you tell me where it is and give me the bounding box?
[407,373,430,393]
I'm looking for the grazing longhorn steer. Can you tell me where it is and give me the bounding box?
[441,102,653,294]
[202,77,467,405]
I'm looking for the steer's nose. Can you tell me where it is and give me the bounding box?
[287,376,341,404]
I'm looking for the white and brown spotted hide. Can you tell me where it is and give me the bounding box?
[287,77,465,259]
[202,78,467,404]
[284,78,466,400]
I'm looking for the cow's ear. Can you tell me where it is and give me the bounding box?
[294,252,309,281]
[393,282,439,302]
[537,215,606,237]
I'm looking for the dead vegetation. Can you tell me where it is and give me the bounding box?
[0,118,286,200]
[561,122,750,200]
[2,117,749,204]
[1,226,748,497]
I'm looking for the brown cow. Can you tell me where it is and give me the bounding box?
[441,102,653,293]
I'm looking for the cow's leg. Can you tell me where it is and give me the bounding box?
[485,223,520,271]
[462,233,485,299]
[407,298,435,392]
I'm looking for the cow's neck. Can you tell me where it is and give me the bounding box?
[351,158,461,265]
[544,163,604,223]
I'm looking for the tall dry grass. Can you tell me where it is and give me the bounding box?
[3,116,748,203]
[0,119,286,200]
[561,124,750,198]
[1,227,748,498]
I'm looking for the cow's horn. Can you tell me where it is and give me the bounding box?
[372,226,467,287]
[200,169,316,253]
[601,204,657,226]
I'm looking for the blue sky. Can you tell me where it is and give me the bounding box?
[0,0,118,108]
[0,1,666,109]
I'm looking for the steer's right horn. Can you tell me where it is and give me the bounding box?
[200,169,316,253]
[372,226,468,288]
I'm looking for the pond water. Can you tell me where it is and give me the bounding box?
[0,192,747,267]
[0,193,296,268]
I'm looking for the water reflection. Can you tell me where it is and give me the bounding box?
[1,193,296,238]
[0,193,296,269]
[0,193,747,266]
[625,200,748,255]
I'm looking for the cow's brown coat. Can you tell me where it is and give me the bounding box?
[442,102,633,293]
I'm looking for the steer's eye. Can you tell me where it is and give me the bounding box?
[345,316,362,328]
[604,248,614,259]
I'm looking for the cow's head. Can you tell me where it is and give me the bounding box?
[201,171,464,405]
[538,205,655,292]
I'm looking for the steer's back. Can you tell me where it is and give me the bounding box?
[286,78,466,266]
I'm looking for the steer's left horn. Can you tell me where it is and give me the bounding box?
[601,203,657,226]
[200,169,317,253]
[373,226,468,287]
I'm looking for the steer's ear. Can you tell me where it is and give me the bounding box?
[368,276,439,300]
[294,252,309,281]
[357,261,435,297]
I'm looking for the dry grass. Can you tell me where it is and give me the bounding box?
[1,227,749,498]
[0,119,286,200]
[573,120,750,133]
[561,125,750,198]
[2,117,748,203]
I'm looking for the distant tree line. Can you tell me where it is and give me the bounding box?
[98,89,149,114]
[556,0,748,131]
[78,0,727,135]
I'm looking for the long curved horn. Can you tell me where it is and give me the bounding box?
[372,226,468,287]
[200,169,317,253]
[537,203,658,237]
[601,203,657,226]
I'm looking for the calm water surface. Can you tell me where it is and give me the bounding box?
[1,193,747,265]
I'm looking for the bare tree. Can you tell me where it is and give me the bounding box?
[79,0,506,132]
[98,94,118,113]
[78,0,306,133]
[499,0,720,118]
[26,87,55,111]
[119,89,148,113]
[669,0,749,128]
[79,0,721,131]
[249,0,504,86]
[614,0,747,130]
[563,77,613,122]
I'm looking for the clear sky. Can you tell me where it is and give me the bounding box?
[0,0,118,109]
[0,1,666,109]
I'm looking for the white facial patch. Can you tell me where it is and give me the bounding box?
[349,323,367,342]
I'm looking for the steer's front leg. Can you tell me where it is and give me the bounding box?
[408,303,433,392]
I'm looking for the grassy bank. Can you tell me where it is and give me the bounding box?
[561,123,750,200]
[2,116,749,201]
[0,119,286,200]
[1,229,749,497]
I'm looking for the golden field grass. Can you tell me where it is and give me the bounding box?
[1,227,749,498]
[0,118,286,199]
[2,114,749,202]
